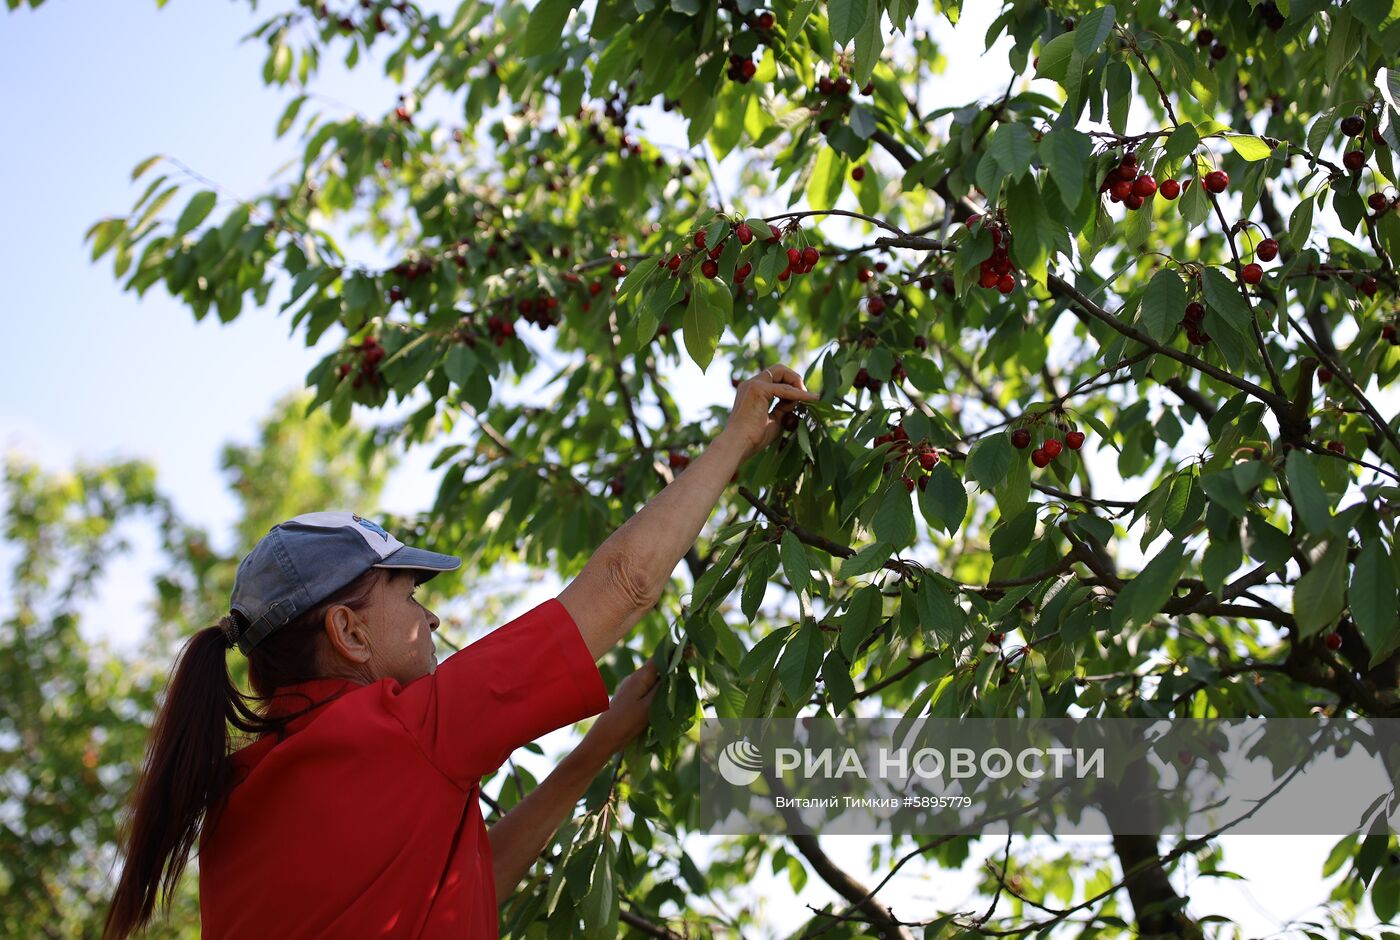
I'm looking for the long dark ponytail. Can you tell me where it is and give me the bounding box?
[102,566,387,940]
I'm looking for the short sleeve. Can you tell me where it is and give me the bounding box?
[381,597,611,788]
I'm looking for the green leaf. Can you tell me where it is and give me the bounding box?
[967,434,1014,490]
[276,95,307,138]
[920,462,968,534]
[173,190,217,238]
[828,0,867,46]
[851,0,883,87]
[989,123,1034,181]
[1035,32,1076,85]
[872,480,916,547]
[1141,268,1187,343]
[130,154,163,181]
[1200,267,1252,333]
[778,621,823,703]
[837,540,891,579]
[780,530,810,595]
[1161,124,1199,165]
[1294,538,1347,637]
[682,283,725,371]
[1041,126,1092,212]
[1351,540,1399,664]
[1285,450,1334,535]
[524,0,575,55]
[1073,5,1116,59]
[990,507,1037,561]
[839,585,883,660]
[1224,134,1273,161]
[1112,538,1188,630]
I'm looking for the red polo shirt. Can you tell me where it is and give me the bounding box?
[198,597,610,939]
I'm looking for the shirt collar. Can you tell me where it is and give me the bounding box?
[262,677,363,719]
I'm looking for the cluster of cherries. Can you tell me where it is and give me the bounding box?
[725,11,777,83]
[514,294,562,329]
[1340,113,1388,173]
[1010,424,1086,468]
[337,334,385,389]
[1181,301,1211,347]
[1100,152,1163,209]
[871,422,941,492]
[967,216,1018,294]
[1193,28,1230,60]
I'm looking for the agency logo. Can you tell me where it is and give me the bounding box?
[351,514,391,542]
[718,737,764,786]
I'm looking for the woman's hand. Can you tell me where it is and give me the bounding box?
[583,659,661,755]
[720,364,821,464]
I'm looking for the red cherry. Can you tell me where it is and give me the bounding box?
[913,335,928,351]
[735,261,752,282]
[867,295,886,315]
[1133,175,1158,198]
[1110,179,1133,201]
[1204,170,1229,193]
[1159,178,1181,200]
[757,11,775,29]
[1125,193,1145,210]
[694,231,707,249]
[1383,324,1398,341]
[1341,115,1365,137]
[918,452,939,470]
[739,60,756,80]
[781,411,800,432]
[802,246,820,266]
[1257,239,1279,262]
[901,475,915,493]
[966,213,982,228]
[857,266,874,283]
[818,76,834,94]
[1324,632,1343,651]
[1066,430,1086,450]
[610,261,628,278]
[851,166,866,181]
[736,222,753,244]
[1184,301,1206,323]
[1010,428,1031,449]
[1370,193,1390,212]
[589,281,603,296]
[997,273,1015,294]
[701,259,719,279]
[1241,263,1264,285]
[987,632,1005,646]
[917,475,929,492]
[1031,448,1050,468]
[1319,367,1333,382]
[1326,440,1346,455]
[1042,438,1063,459]
[979,268,1000,289]
[1360,276,1378,297]
[1344,150,1366,172]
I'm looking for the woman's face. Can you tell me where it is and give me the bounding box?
[322,568,442,687]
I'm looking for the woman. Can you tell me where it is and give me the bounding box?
[101,365,818,939]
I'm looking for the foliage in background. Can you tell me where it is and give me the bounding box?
[11,0,1400,936]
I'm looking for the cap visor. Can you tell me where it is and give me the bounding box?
[374,546,462,584]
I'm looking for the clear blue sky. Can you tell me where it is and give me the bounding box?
[0,2,1367,935]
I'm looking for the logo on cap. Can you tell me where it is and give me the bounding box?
[351,514,391,542]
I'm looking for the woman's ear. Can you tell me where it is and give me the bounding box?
[323,606,373,664]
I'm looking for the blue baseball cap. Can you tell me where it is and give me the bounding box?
[228,511,461,655]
